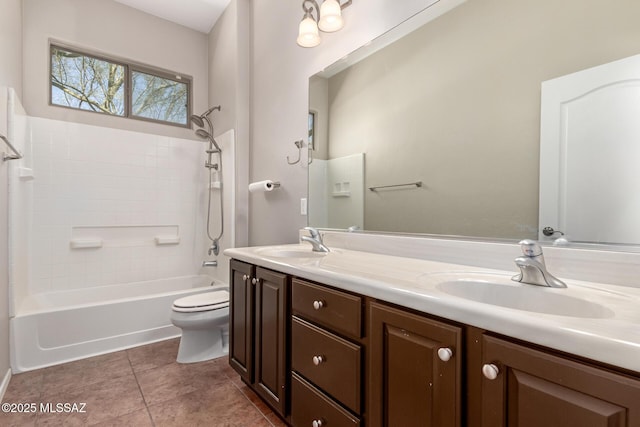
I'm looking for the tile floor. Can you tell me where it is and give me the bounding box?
[0,339,286,427]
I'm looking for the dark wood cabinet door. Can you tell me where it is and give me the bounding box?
[254,267,289,416]
[368,302,462,427]
[229,260,254,383]
[481,334,640,427]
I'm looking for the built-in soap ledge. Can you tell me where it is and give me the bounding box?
[155,235,180,245]
[71,225,179,248]
[70,239,103,249]
[18,167,34,181]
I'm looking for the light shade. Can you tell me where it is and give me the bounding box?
[297,15,321,47]
[318,0,343,32]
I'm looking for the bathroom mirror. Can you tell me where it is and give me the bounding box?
[308,0,640,248]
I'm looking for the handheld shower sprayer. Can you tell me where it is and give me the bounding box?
[190,106,222,153]
[191,106,225,264]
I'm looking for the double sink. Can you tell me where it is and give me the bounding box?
[233,242,640,372]
[255,245,619,319]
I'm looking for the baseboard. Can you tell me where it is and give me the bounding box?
[0,368,11,402]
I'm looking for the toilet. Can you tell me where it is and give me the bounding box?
[170,290,230,363]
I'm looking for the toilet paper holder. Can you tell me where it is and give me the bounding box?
[266,181,281,190]
[249,180,281,193]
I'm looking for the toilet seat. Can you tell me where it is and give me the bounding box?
[172,290,229,313]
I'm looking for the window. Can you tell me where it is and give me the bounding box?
[50,44,191,127]
[308,111,317,150]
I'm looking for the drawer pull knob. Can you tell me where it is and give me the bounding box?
[312,420,324,427]
[313,300,325,310]
[482,363,500,380]
[437,347,453,362]
[312,355,325,366]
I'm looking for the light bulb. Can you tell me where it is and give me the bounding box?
[318,0,343,32]
[297,15,321,47]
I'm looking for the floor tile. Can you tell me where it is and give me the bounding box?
[41,351,133,396]
[0,409,37,427]
[127,338,180,374]
[91,408,154,427]
[1,339,281,427]
[2,370,44,402]
[37,373,145,426]
[148,382,269,427]
[135,356,227,406]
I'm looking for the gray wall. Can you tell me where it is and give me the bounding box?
[0,0,23,390]
[325,0,640,238]
[22,0,209,140]
[249,0,446,245]
[207,0,251,248]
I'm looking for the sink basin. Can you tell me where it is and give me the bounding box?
[431,274,614,318]
[255,246,329,259]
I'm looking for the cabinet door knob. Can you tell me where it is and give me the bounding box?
[437,347,453,362]
[482,363,500,380]
[312,420,324,427]
[251,278,258,285]
[312,300,325,310]
[312,355,325,366]
[242,274,248,281]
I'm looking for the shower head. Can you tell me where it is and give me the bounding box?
[195,129,211,140]
[191,106,221,128]
[195,129,222,153]
[191,106,222,153]
[190,115,205,128]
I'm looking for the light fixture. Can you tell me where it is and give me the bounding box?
[297,0,353,48]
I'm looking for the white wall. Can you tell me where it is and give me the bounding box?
[0,0,23,394]
[18,118,208,300]
[22,0,209,140]
[249,0,450,245]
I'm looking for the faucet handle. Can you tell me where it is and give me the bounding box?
[304,227,320,239]
[518,239,543,257]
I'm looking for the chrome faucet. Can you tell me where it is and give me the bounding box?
[512,239,566,288]
[301,227,330,253]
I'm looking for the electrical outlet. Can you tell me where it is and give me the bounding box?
[300,198,307,215]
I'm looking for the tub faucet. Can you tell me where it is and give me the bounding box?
[512,239,566,288]
[202,260,218,268]
[301,227,330,253]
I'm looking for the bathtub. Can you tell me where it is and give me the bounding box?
[10,275,226,372]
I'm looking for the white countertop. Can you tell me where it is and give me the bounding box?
[225,243,640,373]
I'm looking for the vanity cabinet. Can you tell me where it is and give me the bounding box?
[368,301,462,427]
[228,258,640,426]
[480,334,640,427]
[290,278,365,426]
[229,260,290,417]
[229,260,254,383]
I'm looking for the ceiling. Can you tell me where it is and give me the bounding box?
[113,0,231,34]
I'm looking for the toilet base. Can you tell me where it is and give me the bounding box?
[176,326,229,364]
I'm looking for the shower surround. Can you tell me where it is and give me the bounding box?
[7,92,235,371]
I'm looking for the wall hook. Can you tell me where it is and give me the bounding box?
[287,140,304,165]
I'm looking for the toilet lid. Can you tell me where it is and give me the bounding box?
[172,290,229,313]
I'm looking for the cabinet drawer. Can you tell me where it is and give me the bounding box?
[292,316,362,413]
[292,278,362,338]
[292,372,360,427]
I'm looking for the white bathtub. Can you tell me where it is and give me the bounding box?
[10,275,226,372]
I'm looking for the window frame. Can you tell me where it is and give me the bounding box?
[49,41,193,128]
